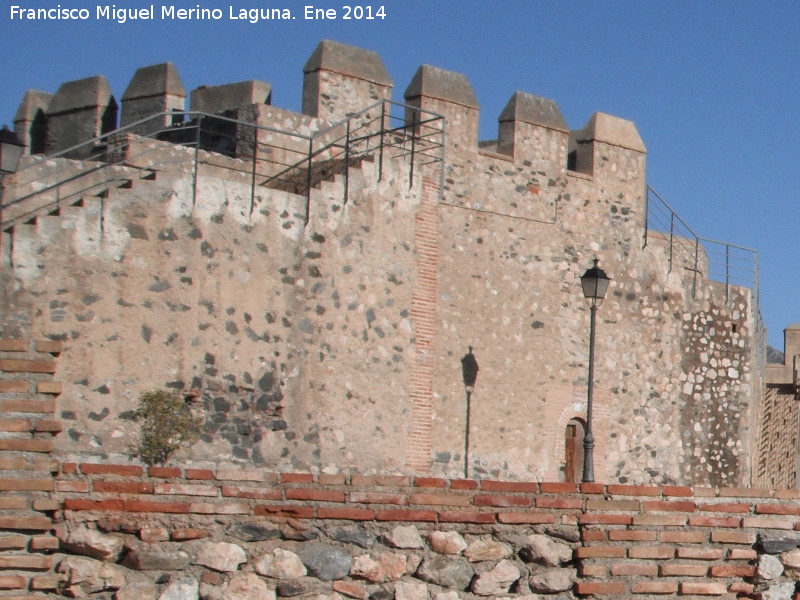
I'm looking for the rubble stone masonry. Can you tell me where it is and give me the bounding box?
[1,40,764,498]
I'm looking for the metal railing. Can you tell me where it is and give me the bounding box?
[2,99,445,228]
[644,186,759,303]
[644,185,766,371]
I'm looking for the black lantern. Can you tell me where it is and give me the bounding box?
[579,258,610,483]
[580,258,610,305]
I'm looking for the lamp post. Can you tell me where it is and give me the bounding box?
[0,125,25,261]
[579,258,610,483]
[461,346,479,478]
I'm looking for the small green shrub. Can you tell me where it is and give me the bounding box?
[133,390,202,465]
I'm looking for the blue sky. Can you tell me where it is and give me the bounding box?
[1,1,798,348]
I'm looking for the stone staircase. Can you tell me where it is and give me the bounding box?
[0,137,400,281]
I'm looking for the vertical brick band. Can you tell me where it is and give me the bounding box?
[406,177,440,473]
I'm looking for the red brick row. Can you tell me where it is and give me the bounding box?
[52,464,800,502]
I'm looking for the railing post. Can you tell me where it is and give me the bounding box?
[438,117,446,202]
[668,212,674,274]
[409,124,416,189]
[305,138,313,225]
[692,238,699,299]
[192,115,201,210]
[643,185,650,249]
[344,120,350,206]
[725,244,731,303]
[250,127,258,217]
[378,102,386,182]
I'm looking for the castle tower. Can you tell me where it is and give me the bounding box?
[120,62,186,135]
[497,91,569,172]
[13,90,52,155]
[404,65,479,153]
[45,75,117,158]
[302,40,392,121]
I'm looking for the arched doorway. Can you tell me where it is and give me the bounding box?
[564,418,586,483]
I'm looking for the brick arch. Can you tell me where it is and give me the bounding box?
[549,386,611,482]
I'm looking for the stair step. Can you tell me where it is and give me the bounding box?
[36,215,63,236]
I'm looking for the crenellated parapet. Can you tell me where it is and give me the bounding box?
[190,79,271,115]
[121,62,186,135]
[9,39,646,183]
[568,112,647,180]
[13,89,51,154]
[404,64,479,153]
[302,39,392,121]
[45,75,117,158]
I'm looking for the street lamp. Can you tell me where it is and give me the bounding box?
[579,258,610,483]
[0,125,25,260]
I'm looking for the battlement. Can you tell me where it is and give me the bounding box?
[10,39,646,178]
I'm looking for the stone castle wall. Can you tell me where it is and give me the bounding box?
[1,40,762,488]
